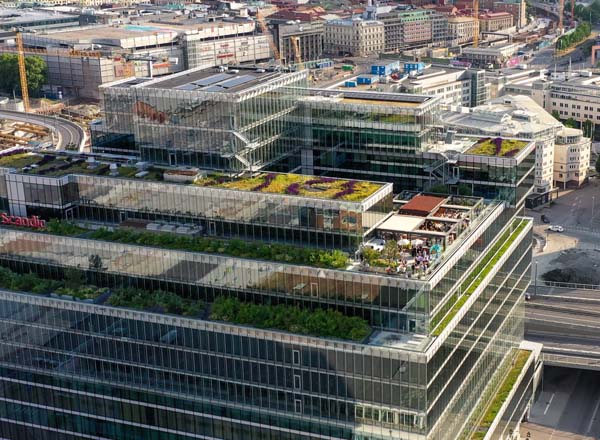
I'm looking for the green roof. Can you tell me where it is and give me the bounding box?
[194,173,383,202]
[466,138,529,157]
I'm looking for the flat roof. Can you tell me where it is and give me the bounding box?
[399,195,446,217]
[341,97,421,107]
[378,215,424,232]
[0,8,77,24]
[139,67,286,93]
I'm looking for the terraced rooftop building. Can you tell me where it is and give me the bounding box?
[0,144,537,440]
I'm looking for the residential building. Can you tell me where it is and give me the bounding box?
[376,9,448,52]
[545,74,600,131]
[0,7,81,31]
[272,20,325,65]
[554,127,590,188]
[324,18,384,57]
[494,0,527,28]
[447,16,476,46]
[478,12,513,32]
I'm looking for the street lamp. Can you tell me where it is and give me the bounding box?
[534,260,538,298]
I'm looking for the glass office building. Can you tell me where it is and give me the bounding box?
[0,155,533,440]
[0,67,536,440]
[95,66,307,171]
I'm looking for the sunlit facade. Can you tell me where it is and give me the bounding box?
[0,67,536,440]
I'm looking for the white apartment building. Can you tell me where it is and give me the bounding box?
[440,95,586,206]
[399,65,488,107]
[447,16,476,46]
[554,127,590,188]
[324,18,385,57]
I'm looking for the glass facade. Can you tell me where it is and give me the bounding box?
[0,214,532,440]
[98,70,307,171]
[0,67,537,440]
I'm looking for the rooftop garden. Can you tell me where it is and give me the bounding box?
[471,349,531,440]
[0,150,163,180]
[0,265,370,342]
[194,173,382,202]
[467,138,528,158]
[430,219,529,336]
[211,296,371,342]
[43,220,350,270]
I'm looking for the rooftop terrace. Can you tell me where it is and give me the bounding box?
[466,137,529,157]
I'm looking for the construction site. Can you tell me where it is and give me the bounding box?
[0,119,51,150]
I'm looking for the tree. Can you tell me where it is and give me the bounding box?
[564,117,577,128]
[0,54,47,97]
[551,110,561,121]
[583,119,594,139]
[596,155,600,174]
[457,184,473,196]
[382,240,400,265]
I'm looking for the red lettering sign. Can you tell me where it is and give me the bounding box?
[1,213,46,229]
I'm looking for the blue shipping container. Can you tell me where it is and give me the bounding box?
[345,81,357,87]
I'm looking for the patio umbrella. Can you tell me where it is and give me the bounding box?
[398,238,410,246]
[411,238,424,246]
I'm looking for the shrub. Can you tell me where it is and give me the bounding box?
[211,296,371,341]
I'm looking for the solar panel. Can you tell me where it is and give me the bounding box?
[174,83,200,91]
[193,73,231,87]
[216,75,256,89]
[201,85,226,92]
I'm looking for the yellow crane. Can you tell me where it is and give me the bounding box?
[473,0,480,48]
[255,10,280,63]
[15,32,30,113]
[290,36,304,69]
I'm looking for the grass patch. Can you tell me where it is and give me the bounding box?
[471,350,531,439]
[0,152,42,168]
[430,219,529,336]
[211,296,371,341]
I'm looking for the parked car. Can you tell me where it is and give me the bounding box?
[549,225,564,232]
[541,214,550,224]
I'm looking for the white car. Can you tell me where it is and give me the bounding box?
[364,238,385,252]
[549,225,564,232]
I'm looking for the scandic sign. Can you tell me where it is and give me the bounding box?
[1,213,46,229]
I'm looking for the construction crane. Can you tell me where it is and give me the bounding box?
[473,0,479,48]
[290,36,304,69]
[559,0,564,32]
[15,32,30,113]
[255,9,280,63]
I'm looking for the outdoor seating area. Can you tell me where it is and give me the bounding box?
[356,193,485,278]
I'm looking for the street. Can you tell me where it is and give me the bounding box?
[522,367,600,439]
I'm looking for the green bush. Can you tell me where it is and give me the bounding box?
[211,296,371,341]
[44,219,87,236]
[86,227,350,269]
[108,287,204,317]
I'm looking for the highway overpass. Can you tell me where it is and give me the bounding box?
[526,284,600,371]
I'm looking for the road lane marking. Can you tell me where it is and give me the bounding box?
[586,392,600,434]
[544,393,555,415]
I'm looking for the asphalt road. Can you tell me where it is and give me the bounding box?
[522,367,600,439]
[0,109,85,150]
